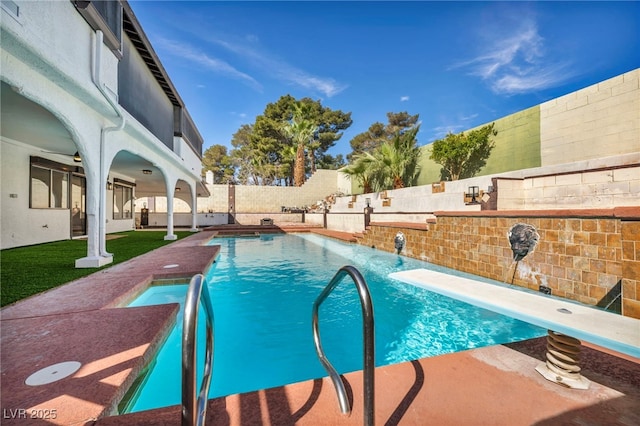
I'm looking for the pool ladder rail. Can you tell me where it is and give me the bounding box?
[180,268,374,425]
[182,274,215,426]
[312,265,375,426]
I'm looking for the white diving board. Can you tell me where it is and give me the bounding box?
[389,269,640,359]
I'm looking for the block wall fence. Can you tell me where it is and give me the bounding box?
[379,68,640,191]
[356,208,640,319]
[194,169,339,214]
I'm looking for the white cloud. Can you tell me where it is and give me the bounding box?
[400,96,410,102]
[156,37,262,91]
[460,113,478,122]
[430,124,466,141]
[452,17,572,95]
[283,69,347,98]
[208,36,347,98]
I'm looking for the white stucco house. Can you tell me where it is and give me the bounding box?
[1,0,208,266]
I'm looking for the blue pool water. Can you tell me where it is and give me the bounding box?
[125,233,545,412]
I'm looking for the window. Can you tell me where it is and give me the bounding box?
[74,0,122,56]
[30,165,69,209]
[1,0,20,21]
[113,184,133,220]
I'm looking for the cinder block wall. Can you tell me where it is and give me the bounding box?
[203,170,339,213]
[540,69,639,166]
[496,164,640,210]
[358,209,640,319]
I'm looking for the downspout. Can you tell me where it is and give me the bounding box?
[92,30,126,257]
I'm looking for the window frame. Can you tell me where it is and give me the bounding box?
[112,179,135,220]
[29,158,72,210]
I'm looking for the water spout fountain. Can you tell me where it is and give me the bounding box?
[506,223,590,389]
[506,223,541,288]
[394,232,405,254]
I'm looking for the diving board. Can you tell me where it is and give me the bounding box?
[389,269,640,359]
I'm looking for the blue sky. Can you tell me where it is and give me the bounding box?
[129,1,640,158]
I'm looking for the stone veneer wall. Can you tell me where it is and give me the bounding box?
[357,208,640,319]
[622,220,640,319]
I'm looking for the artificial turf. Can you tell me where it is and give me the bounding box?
[0,231,190,307]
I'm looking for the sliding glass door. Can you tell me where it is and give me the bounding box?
[70,174,86,237]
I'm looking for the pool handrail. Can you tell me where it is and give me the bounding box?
[182,274,215,426]
[312,265,375,426]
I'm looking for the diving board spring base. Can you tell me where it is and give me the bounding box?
[535,330,590,390]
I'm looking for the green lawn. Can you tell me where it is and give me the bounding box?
[0,231,191,307]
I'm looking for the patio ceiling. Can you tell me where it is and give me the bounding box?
[1,82,204,198]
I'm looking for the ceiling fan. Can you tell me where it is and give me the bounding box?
[40,150,82,163]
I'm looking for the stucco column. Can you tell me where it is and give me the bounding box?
[75,144,113,267]
[79,162,100,262]
[190,180,198,232]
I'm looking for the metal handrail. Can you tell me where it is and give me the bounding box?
[182,274,215,426]
[312,265,375,426]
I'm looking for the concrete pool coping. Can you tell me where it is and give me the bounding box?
[95,339,640,426]
[1,231,219,425]
[389,269,640,358]
[1,228,638,425]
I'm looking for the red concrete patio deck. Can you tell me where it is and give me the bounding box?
[1,231,219,425]
[95,339,640,426]
[1,229,638,425]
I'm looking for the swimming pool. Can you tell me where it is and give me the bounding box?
[124,233,546,413]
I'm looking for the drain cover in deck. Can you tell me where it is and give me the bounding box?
[25,361,81,386]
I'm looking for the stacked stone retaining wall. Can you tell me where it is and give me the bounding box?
[356,208,640,319]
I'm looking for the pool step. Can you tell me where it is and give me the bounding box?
[205,224,322,235]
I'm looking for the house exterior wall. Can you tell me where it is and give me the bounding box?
[1,1,206,259]
[174,136,203,180]
[1,2,115,252]
[1,140,71,247]
[1,1,114,105]
[118,33,174,149]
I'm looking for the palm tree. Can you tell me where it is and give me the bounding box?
[341,152,377,193]
[381,126,421,189]
[281,102,318,187]
[343,126,421,193]
[364,126,421,190]
[281,145,297,186]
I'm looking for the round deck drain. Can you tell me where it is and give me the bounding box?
[163,264,179,269]
[25,361,81,386]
